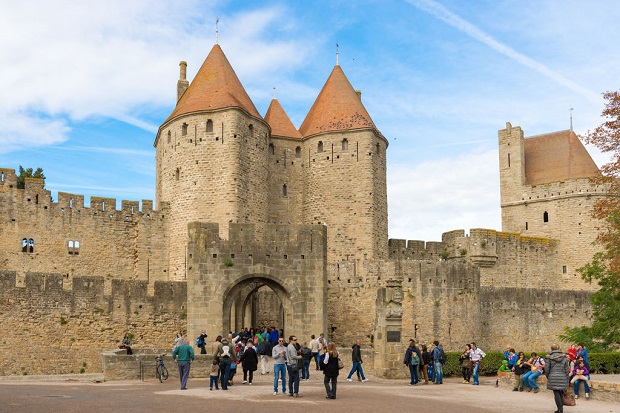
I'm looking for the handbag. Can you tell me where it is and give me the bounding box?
[337,357,344,370]
[562,390,576,406]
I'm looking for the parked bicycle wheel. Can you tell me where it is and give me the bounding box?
[161,366,169,381]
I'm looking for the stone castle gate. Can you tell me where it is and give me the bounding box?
[185,222,328,342]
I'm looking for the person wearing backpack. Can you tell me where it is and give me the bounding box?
[404,340,422,385]
[216,338,237,390]
[196,330,207,354]
[432,340,445,385]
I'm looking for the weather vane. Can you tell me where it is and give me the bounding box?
[216,18,219,44]
[570,107,574,131]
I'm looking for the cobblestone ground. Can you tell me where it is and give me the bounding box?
[0,373,617,413]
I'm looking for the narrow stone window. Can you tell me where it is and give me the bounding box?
[182,123,188,136]
[525,222,528,230]
[295,146,301,158]
[28,238,34,253]
[342,138,348,151]
[22,238,28,252]
[35,194,39,204]
[167,131,171,143]
[102,201,105,212]
[376,142,380,154]
[1,172,4,181]
[543,211,549,223]
[508,153,511,167]
[69,198,73,209]
[282,184,287,197]
[249,124,254,138]
[176,168,180,181]
[206,119,213,133]
[562,265,567,274]
[269,143,275,155]
[318,141,323,153]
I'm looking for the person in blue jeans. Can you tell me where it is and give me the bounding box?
[272,338,287,395]
[432,340,444,384]
[522,352,545,393]
[346,339,368,382]
[469,342,486,385]
[403,341,420,385]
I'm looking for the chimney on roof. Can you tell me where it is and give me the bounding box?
[177,61,189,103]
[356,90,362,101]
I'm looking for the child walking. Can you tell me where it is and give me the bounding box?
[210,359,220,390]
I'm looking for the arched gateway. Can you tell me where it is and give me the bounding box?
[185,222,328,343]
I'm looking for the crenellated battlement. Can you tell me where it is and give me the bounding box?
[0,270,186,309]
[187,222,327,267]
[388,238,446,260]
[0,166,161,217]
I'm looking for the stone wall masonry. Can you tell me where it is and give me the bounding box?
[155,110,270,279]
[185,222,327,352]
[267,137,304,227]
[479,287,592,351]
[0,270,186,377]
[0,172,170,291]
[302,129,388,262]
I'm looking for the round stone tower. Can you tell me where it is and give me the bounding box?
[299,64,388,261]
[155,44,270,279]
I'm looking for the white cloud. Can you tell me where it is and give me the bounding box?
[388,148,501,241]
[0,110,69,153]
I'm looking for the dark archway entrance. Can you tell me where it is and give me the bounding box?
[223,277,290,333]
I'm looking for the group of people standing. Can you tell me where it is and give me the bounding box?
[403,339,486,387]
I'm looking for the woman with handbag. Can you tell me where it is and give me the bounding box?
[459,344,472,384]
[322,342,340,399]
[544,344,570,413]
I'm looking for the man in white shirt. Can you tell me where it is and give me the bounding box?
[470,342,486,385]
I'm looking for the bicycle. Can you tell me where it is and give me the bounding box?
[156,354,169,382]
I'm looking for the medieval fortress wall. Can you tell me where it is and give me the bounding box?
[0,170,170,290]
[0,43,601,377]
[0,270,186,376]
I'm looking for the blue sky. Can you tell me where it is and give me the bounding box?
[1,0,618,241]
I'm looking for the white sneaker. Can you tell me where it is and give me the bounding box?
[362,379,369,382]
[242,381,248,384]
[346,378,353,382]
[585,393,590,399]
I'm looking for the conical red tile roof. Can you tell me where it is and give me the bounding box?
[524,130,600,185]
[264,98,301,139]
[164,44,260,123]
[299,65,381,138]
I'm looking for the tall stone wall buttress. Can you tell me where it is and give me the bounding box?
[374,279,406,379]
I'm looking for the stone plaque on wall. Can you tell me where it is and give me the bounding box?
[386,330,401,342]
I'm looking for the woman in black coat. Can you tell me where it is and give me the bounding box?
[240,341,259,384]
[322,342,340,399]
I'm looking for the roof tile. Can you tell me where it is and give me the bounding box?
[524,130,600,185]
[299,65,381,138]
[164,44,260,123]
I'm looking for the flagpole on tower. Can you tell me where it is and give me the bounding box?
[570,107,574,132]
[336,43,339,66]
[216,18,219,44]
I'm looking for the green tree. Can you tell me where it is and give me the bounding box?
[16,166,45,189]
[560,91,620,352]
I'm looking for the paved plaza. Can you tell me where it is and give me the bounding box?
[0,373,617,413]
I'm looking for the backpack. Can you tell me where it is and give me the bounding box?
[196,338,203,346]
[411,352,420,366]
[438,348,447,365]
[221,344,231,358]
